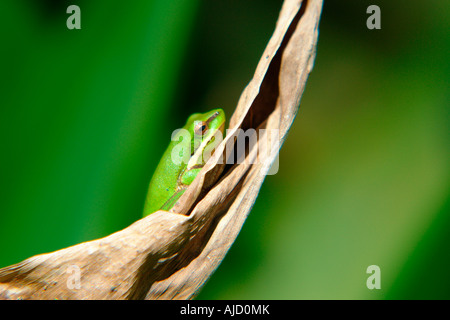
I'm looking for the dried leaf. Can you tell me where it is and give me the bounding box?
[0,0,323,300]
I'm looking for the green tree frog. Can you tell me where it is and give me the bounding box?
[143,109,226,216]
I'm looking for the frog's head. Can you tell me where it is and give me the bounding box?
[186,108,226,166]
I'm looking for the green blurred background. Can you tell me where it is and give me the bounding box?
[0,0,448,299]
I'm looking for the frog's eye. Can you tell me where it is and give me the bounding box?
[194,121,208,136]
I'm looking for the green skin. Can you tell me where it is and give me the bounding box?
[143,109,226,216]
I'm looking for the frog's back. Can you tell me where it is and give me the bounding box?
[143,145,184,216]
